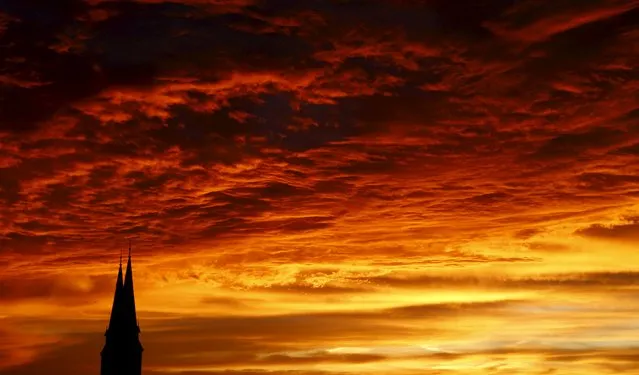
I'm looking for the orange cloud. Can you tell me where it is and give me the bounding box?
[1,1,639,374]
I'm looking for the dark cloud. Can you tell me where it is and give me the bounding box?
[1,0,639,374]
[575,217,639,242]
[529,127,627,160]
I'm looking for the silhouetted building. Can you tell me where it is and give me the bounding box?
[101,245,143,375]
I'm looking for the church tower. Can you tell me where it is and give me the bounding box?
[101,244,143,375]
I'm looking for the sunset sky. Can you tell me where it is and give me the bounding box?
[2,0,639,374]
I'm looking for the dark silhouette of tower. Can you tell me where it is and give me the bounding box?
[101,244,143,375]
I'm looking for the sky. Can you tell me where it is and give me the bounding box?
[1,0,639,374]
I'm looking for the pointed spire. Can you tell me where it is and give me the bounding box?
[102,244,144,375]
[123,241,139,332]
[107,254,124,332]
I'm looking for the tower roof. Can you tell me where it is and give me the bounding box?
[102,243,143,375]
[122,242,139,332]
[106,243,140,336]
[106,260,124,333]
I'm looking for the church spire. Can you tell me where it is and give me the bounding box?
[101,243,143,375]
[106,256,124,333]
[123,241,139,332]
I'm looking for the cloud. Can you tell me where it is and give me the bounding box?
[575,217,639,243]
[485,0,639,43]
[1,0,639,374]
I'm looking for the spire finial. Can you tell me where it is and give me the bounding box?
[129,239,132,259]
[120,246,123,266]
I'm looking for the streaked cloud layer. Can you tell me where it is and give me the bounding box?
[1,0,639,374]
